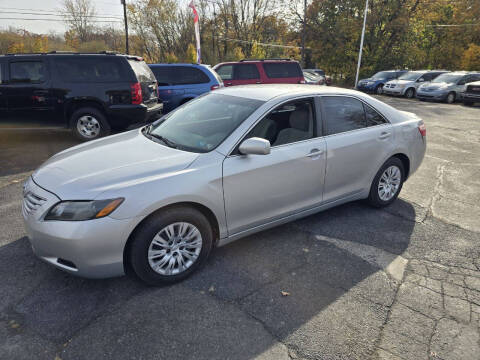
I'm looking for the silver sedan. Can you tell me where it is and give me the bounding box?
[23,85,426,285]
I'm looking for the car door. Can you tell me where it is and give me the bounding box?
[6,58,54,119]
[222,97,326,235]
[215,64,235,86]
[0,58,7,112]
[321,96,394,203]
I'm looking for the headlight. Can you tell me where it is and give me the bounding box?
[366,81,374,85]
[45,198,124,221]
[397,84,406,89]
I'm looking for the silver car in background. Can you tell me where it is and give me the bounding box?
[383,70,448,98]
[23,85,426,285]
[416,72,480,104]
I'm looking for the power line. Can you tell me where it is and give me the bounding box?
[0,18,121,23]
[0,11,122,19]
[426,24,480,27]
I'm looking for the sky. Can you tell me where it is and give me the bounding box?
[0,0,125,35]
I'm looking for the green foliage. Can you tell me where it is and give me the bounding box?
[233,46,245,61]
[165,52,179,63]
[461,44,480,70]
[186,44,197,63]
[250,41,266,59]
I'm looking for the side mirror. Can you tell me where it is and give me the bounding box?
[239,137,271,155]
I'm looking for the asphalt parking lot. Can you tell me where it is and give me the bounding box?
[1,97,479,360]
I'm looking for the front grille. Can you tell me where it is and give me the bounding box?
[23,191,46,216]
[467,86,480,95]
[385,84,396,89]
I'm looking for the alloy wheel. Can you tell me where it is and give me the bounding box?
[148,222,203,276]
[378,165,401,201]
[447,93,455,104]
[77,115,101,139]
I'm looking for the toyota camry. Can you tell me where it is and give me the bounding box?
[23,85,426,285]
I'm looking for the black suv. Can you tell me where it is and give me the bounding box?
[0,52,162,141]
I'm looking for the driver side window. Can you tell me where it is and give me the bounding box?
[244,99,315,148]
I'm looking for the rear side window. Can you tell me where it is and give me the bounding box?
[323,97,366,135]
[128,60,156,83]
[10,61,46,83]
[55,57,128,82]
[151,66,210,85]
[216,65,233,80]
[235,64,260,80]
[263,62,302,78]
[364,104,387,126]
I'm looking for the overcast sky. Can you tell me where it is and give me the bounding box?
[0,0,125,35]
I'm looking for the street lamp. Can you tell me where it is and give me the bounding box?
[355,0,369,88]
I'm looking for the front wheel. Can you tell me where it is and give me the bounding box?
[405,88,415,99]
[367,157,405,208]
[446,92,456,104]
[129,206,213,285]
[375,84,384,95]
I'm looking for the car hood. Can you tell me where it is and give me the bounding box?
[387,79,413,85]
[33,130,199,200]
[420,82,451,90]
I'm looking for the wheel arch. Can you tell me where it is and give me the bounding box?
[391,153,410,180]
[123,201,220,275]
[65,99,107,127]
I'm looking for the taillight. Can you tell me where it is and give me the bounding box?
[130,82,143,105]
[299,79,306,84]
[418,122,426,137]
[211,84,220,91]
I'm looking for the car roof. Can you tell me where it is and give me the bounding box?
[148,63,208,68]
[214,84,364,101]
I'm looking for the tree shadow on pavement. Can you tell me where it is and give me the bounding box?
[0,199,416,360]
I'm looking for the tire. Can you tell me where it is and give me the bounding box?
[463,101,474,107]
[367,157,405,208]
[375,84,384,95]
[405,88,415,99]
[71,107,110,141]
[446,92,456,104]
[129,206,213,285]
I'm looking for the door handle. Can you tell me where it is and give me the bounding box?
[378,132,391,140]
[307,148,324,157]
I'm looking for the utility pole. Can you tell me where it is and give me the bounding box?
[355,0,369,88]
[301,0,306,66]
[121,0,129,54]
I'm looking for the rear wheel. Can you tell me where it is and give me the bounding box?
[367,157,405,208]
[129,206,213,285]
[71,107,110,141]
[446,92,456,104]
[405,88,415,99]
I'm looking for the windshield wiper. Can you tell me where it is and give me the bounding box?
[146,132,179,149]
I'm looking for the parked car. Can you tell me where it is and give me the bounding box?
[383,70,449,98]
[463,80,480,106]
[148,63,223,113]
[213,59,305,86]
[0,52,162,141]
[357,70,407,94]
[302,70,324,85]
[416,72,480,103]
[304,69,332,85]
[23,84,426,285]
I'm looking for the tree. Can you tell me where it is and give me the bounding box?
[165,52,179,63]
[250,41,266,59]
[461,44,480,70]
[62,0,96,42]
[186,43,197,63]
[233,46,245,60]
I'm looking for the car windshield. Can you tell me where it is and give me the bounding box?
[398,72,422,81]
[145,93,265,153]
[371,71,392,80]
[432,74,463,83]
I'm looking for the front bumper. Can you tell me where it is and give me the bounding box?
[357,84,376,92]
[416,89,448,101]
[463,93,480,103]
[22,177,140,279]
[383,87,405,96]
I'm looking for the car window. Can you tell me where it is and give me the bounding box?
[55,57,128,83]
[10,61,46,83]
[216,65,233,80]
[150,66,173,85]
[128,60,156,83]
[323,96,366,135]
[173,67,210,85]
[0,62,2,83]
[262,62,302,78]
[235,64,260,80]
[244,99,315,147]
[148,93,264,153]
[364,104,387,127]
